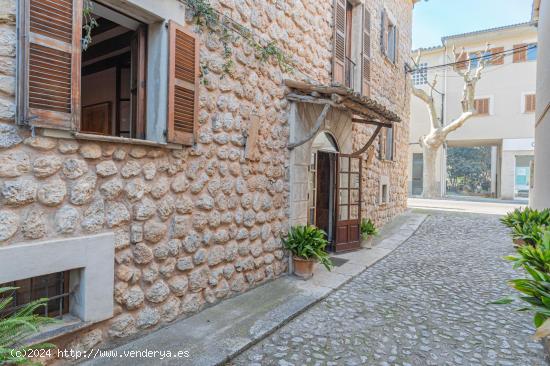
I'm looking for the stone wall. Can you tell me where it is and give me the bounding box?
[0,0,413,358]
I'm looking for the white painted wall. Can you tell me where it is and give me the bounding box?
[532,0,550,209]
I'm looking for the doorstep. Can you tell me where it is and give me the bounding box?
[82,211,427,366]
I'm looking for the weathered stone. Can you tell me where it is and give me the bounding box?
[22,209,46,239]
[120,161,141,178]
[143,221,166,243]
[124,286,144,310]
[124,178,145,202]
[150,177,169,199]
[64,329,103,358]
[130,223,143,244]
[108,314,136,338]
[37,179,66,206]
[230,273,246,292]
[157,196,175,221]
[133,242,153,264]
[215,278,230,298]
[63,158,88,179]
[172,215,189,239]
[55,206,79,234]
[113,148,127,161]
[24,136,56,150]
[136,307,160,329]
[142,263,159,284]
[0,123,21,149]
[114,228,130,250]
[58,140,80,154]
[99,178,123,200]
[181,293,204,314]
[145,280,170,303]
[69,174,96,205]
[32,155,62,178]
[79,143,102,159]
[196,195,215,210]
[160,297,180,322]
[168,276,188,296]
[236,256,254,272]
[171,174,190,193]
[159,257,176,278]
[96,160,118,177]
[142,162,157,180]
[175,196,193,214]
[208,245,225,266]
[0,151,30,177]
[193,248,207,265]
[80,199,105,232]
[133,198,156,221]
[166,239,181,256]
[106,202,130,228]
[192,212,208,231]
[129,147,147,159]
[2,178,36,206]
[189,267,209,292]
[0,209,18,241]
[176,256,194,272]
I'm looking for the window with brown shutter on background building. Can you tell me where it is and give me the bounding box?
[513,43,527,63]
[490,47,504,65]
[455,52,468,70]
[361,6,371,96]
[474,98,490,115]
[525,94,536,113]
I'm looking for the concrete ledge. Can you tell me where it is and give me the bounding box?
[83,212,427,366]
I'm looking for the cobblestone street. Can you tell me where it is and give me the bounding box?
[232,212,546,366]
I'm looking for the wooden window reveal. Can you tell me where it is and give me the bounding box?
[490,47,504,65]
[525,94,536,113]
[168,21,199,146]
[18,0,82,129]
[474,98,490,115]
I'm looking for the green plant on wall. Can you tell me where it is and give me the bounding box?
[182,0,294,79]
[82,0,98,51]
[0,287,57,365]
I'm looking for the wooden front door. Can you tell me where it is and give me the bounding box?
[334,154,362,252]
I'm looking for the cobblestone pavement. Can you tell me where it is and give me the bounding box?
[231,212,546,366]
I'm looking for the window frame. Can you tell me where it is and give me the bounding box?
[526,43,538,62]
[412,62,428,85]
[473,97,492,116]
[523,93,536,114]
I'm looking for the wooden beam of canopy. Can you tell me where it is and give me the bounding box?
[287,103,331,150]
[350,125,383,157]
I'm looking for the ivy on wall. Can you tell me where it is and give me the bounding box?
[182,0,294,81]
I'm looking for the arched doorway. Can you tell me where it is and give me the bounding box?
[308,132,339,245]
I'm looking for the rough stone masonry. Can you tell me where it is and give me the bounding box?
[0,0,413,357]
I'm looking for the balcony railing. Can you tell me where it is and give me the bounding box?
[345,57,356,89]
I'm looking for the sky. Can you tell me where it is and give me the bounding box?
[413,0,533,50]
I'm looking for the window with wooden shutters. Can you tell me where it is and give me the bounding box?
[18,0,82,129]
[474,98,490,115]
[513,44,527,63]
[361,6,371,95]
[455,52,468,70]
[168,21,199,146]
[525,94,536,113]
[380,10,387,57]
[490,47,504,65]
[332,0,347,85]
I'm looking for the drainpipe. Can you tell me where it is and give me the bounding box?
[441,46,449,197]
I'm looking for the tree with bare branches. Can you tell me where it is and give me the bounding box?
[411,45,489,198]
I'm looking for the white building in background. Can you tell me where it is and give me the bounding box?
[408,22,538,200]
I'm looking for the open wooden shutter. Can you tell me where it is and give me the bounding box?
[361,6,371,96]
[455,52,468,70]
[332,0,347,85]
[18,0,82,129]
[513,44,527,63]
[167,21,199,146]
[394,27,399,64]
[380,10,387,56]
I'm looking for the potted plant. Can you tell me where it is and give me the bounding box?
[283,225,333,279]
[360,218,379,249]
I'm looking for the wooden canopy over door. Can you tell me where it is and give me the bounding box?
[334,154,362,252]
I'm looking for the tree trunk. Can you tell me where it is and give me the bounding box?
[422,145,441,198]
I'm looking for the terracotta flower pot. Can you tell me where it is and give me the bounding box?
[362,235,373,249]
[293,256,316,279]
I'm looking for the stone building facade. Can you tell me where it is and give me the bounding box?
[0,0,414,358]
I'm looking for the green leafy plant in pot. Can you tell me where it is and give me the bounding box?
[283,225,333,279]
[360,219,379,249]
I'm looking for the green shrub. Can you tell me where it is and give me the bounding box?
[501,207,550,229]
[511,222,546,246]
[0,287,57,365]
[360,219,379,240]
[283,225,333,271]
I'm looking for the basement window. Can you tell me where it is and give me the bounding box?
[81,2,147,139]
[0,271,70,319]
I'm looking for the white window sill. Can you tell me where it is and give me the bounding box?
[41,129,185,150]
